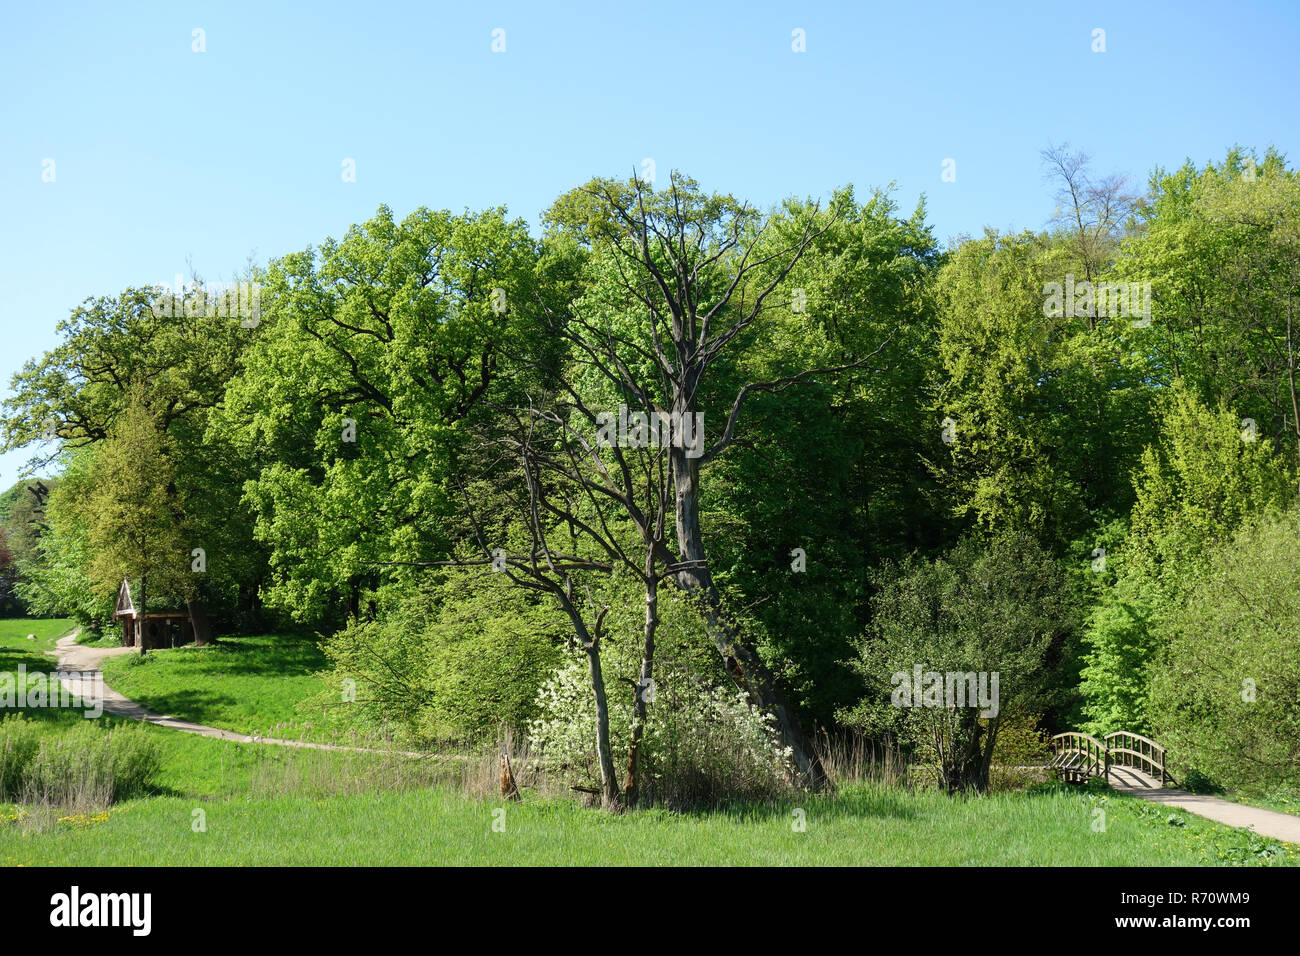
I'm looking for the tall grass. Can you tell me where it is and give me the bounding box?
[0,716,160,811]
[0,717,41,798]
[814,730,910,790]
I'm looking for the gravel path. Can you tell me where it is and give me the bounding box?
[48,633,433,758]
[1109,766,1300,844]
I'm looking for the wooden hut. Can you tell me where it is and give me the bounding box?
[113,579,192,650]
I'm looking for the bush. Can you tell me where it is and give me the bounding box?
[1178,768,1222,795]
[0,716,41,800]
[528,589,794,809]
[106,724,162,798]
[23,725,114,808]
[989,711,1051,791]
[16,722,160,809]
[320,572,563,746]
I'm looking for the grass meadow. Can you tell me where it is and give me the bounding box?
[1,620,1296,867]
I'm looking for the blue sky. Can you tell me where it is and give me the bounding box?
[1,0,1296,487]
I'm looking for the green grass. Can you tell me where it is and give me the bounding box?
[99,634,351,743]
[3,617,1295,866]
[0,617,77,708]
[1,780,1294,866]
[76,628,123,648]
[2,703,434,800]
[1222,789,1300,818]
[0,617,75,668]
[2,655,1295,866]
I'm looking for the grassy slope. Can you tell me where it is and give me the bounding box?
[76,629,123,648]
[0,617,77,706]
[0,617,75,664]
[98,634,350,742]
[2,782,1295,867]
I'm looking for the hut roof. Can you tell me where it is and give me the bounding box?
[113,578,188,619]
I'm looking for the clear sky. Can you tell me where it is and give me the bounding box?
[2,0,1296,488]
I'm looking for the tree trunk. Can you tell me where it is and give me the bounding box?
[138,573,147,656]
[669,441,820,786]
[1285,302,1300,504]
[186,593,213,647]
[623,562,658,809]
[940,710,992,794]
[583,641,620,810]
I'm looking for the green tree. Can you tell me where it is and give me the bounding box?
[929,229,1156,549]
[217,204,546,626]
[542,171,900,781]
[841,531,1080,793]
[1116,148,1300,487]
[2,283,262,634]
[15,457,108,625]
[701,186,946,726]
[80,392,188,652]
[1080,381,1292,731]
[1149,511,1300,792]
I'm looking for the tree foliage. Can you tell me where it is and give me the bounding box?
[5,147,1299,801]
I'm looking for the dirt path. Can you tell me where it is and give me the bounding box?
[48,633,433,758]
[1109,766,1300,844]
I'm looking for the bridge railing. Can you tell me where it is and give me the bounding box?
[1104,730,1167,787]
[1049,732,1108,781]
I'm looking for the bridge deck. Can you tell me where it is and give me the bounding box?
[1105,765,1162,790]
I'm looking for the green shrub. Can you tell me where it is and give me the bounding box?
[18,722,160,808]
[23,724,114,808]
[0,716,41,800]
[528,588,793,809]
[989,711,1052,791]
[319,572,565,746]
[106,724,161,799]
[1178,768,1222,794]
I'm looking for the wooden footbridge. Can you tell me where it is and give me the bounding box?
[1048,730,1169,790]
[1045,730,1300,842]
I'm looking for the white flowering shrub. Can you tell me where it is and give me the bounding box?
[528,637,796,808]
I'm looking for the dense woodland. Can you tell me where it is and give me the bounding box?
[3,145,1298,809]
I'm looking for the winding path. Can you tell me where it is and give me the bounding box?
[48,633,431,758]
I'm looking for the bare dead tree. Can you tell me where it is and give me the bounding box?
[1042,143,1139,328]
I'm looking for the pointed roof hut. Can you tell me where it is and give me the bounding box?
[113,579,192,650]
